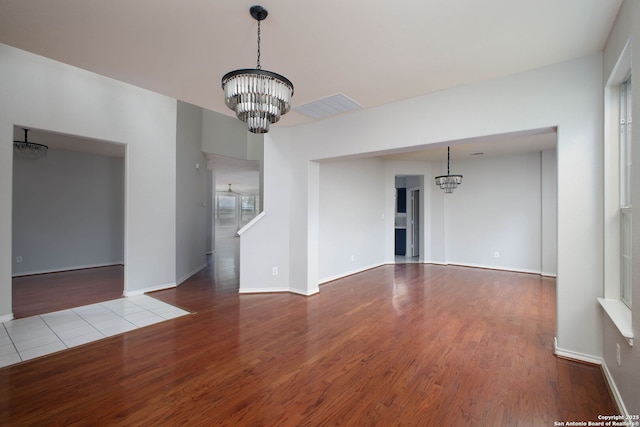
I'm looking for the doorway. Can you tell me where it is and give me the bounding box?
[394,175,423,263]
[11,127,125,318]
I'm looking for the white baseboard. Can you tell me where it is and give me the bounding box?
[290,287,319,296]
[124,282,176,297]
[176,263,207,286]
[600,359,629,417]
[553,339,628,417]
[448,262,542,275]
[554,337,630,416]
[419,261,550,275]
[12,262,124,277]
[238,286,319,296]
[319,263,385,285]
[554,337,602,365]
[238,286,290,294]
[0,313,14,323]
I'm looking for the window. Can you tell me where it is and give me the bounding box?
[240,195,259,227]
[215,193,261,230]
[216,194,237,228]
[620,75,632,308]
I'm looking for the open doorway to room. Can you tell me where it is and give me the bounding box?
[384,129,557,273]
[11,127,125,318]
[394,175,423,263]
[205,153,261,285]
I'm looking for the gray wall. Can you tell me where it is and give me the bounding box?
[12,148,124,275]
[176,101,207,285]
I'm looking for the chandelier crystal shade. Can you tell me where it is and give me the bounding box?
[435,146,463,193]
[13,128,48,158]
[221,5,294,134]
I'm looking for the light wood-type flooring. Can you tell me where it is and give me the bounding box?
[1,255,617,425]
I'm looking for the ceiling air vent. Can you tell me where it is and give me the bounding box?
[293,93,361,119]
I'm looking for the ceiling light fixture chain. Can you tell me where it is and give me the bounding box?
[256,19,261,69]
[221,5,294,134]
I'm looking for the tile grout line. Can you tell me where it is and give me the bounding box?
[72,306,112,337]
[1,297,189,368]
[2,322,22,362]
[98,297,151,328]
[39,312,87,350]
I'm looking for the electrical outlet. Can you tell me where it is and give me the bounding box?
[351,254,355,262]
[16,256,22,263]
[494,252,500,258]
[616,343,621,366]
[272,267,278,276]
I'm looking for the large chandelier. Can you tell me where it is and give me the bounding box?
[13,128,48,158]
[221,5,294,134]
[435,146,463,193]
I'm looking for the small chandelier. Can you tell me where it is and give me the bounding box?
[221,5,294,134]
[13,128,48,158]
[435,146,463,193]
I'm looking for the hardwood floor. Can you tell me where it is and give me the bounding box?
[12,265,124,318]
[0,262,617,426]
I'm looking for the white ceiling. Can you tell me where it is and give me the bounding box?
[1,1,621,185]
[378,128,557,162]
[0,0,622,128]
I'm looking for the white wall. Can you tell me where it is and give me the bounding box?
[12,148,124,276]
[445,152,544,273]
[176,101,207,285]
[321,151,556,277]
[319,158,386,282]
[0,43,177,318]
[239,129,293,293]
[601,0,640,416]
[242,53,603,362]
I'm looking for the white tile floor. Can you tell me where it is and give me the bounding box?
[0,295,189,368]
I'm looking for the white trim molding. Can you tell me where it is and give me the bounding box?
[12,262,124,278]
[597,298,634,346]
[177,263,207,286]
[290,287,320,297]
[237,211,266,236]
[554,337,602,365]
[238,286,290,294]
[319,263,386,285]
[601,359,630,418]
